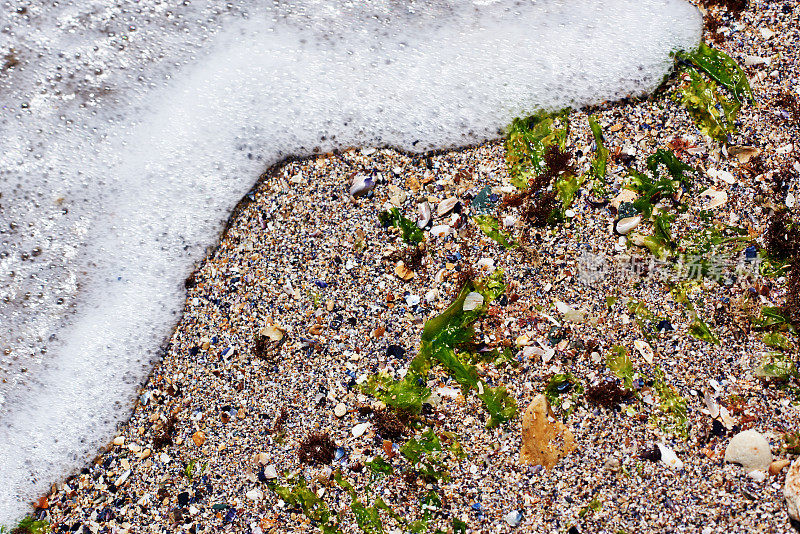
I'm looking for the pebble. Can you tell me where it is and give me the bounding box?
[246,488,264,501]
[770,459,791,476]
[334,403,347,418]
[784,459,800,520]
[724,430,772,472]
[504,510,523,527]
[699,188,728,210]
[114,470,131,487]
[430,224,452,238]
[262,465,278,479]
[192,431,206,447]
[615,216,641,235]
[113,436,125,446]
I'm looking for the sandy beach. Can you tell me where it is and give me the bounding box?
[20,0,800,533]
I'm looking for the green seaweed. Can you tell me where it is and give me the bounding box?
[676,68,740,144]
[0,517,50,534]
[379,208,424,244]
[274,476,343,534]
[366,456,394,477]
[754,352,799,381]
[363,271,516,427]
[588,116,609,182]
[607,346,635,390]
[400,429,450,482]
[688,316,721,345]
[504,110,570,189]
[763,332,793,351]
[678,42,754,104]
[578,496,603,518]
[473,215,515,249]
[624,149,694,219]
[652,367,689,439]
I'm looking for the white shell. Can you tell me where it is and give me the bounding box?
[634,339,654,364]
[615,216,641,235]
[430,224,452,238]
[700,188,728,210]
[657,443,684,470]
[352,422,371,437]
[416,201,432,228]
[437,197,459,217]
[462,292,484,311]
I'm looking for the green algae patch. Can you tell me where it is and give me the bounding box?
[473,214,515,249]
[363,270,516,427]
[504,110,570,189]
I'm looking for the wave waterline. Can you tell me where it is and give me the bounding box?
[0,0,701,522]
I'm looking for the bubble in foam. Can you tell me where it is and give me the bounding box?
[0,0,700,523]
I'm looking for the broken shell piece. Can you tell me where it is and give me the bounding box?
[394,261,415,281]
[416,201,432,228]
[520,395,575,469]
[706,167,736,184]
[634,339,654,364]
[555,300,586,324]
[610,189,638,210]
[657,443,684,470]
[349,174,375,198]
[700,188,728,210]
[462,292,484,311]
[262,324,285,342]
[615,216,641,235]
[430,224,452,238]
[436,197,459,217]
[727,146,761,165]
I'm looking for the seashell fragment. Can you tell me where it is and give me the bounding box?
[700,188,728,210]
[349,174,375,197]
[416,201,432,228]
[437,197,459,217]
[462,292,484,311]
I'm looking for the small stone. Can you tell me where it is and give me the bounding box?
[192,431,206,447]
[462,292,484,311]
[615,216,641,235]
[747,469,767,482]
[770,459,791,476]
[784,459,800,520]
[255,452,269,465]
[504,510,523,527]
[724,430,772,472]
[352,422,371,438]
[246,488,264,501]
[430,224,452,238]
[634,340,654,364]
[604,457,621,472]
[700,188,728,210]
[262,324,285,342]
[113,436,125,446]
[334,403,347,418]
[610,189,638,209]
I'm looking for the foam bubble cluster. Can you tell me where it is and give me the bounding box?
[0,0,700,522]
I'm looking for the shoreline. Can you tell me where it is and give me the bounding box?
[20,0,800,533]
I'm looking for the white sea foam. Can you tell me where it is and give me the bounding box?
[0,0,700,522]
